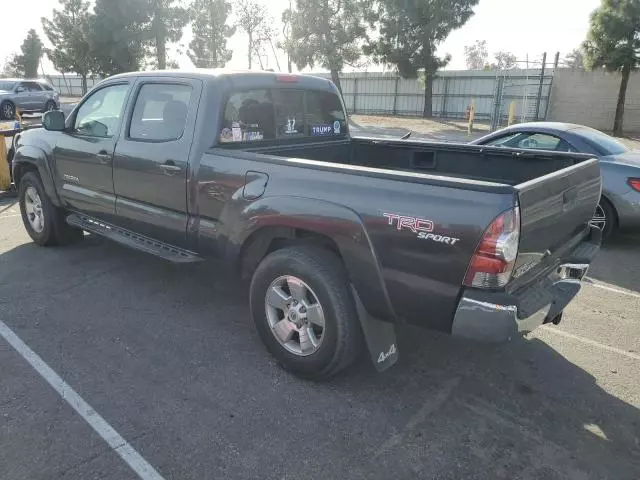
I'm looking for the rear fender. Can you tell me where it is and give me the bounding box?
[13,145,62,207]
[229,196,396,323]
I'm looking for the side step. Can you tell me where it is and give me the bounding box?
[66,213,202,263]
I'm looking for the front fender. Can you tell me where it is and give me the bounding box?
[229,196,397,322]
[13,145,62,207]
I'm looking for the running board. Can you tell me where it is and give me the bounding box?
[66,213,202,263]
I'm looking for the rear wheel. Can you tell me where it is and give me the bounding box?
[44,100,57,112]
[590,198,615,239]
[19,171,82,246]
[250,245,362,380]
[1,101,15,120]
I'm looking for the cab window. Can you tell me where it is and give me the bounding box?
[218,88,346,144]
[220,89,275,143]
[305,90,346,137]
[74,84,129,138]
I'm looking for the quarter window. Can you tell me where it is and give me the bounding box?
[129,83,192,141]
[74,84,129,138]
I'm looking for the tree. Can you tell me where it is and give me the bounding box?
[42,0,95,94]
[90,0,149,76]
[2,54,23,77]
[493,51,516,70]
[10,30,44,78]
[584,0,640,137]
[146,0,189,70]
[464,40,487,70]
[279,1,294,73]
[188,0,235,68]
[290,0,373,94]
[564,48,585,70]
[253,22,281,71]
[235,0,269,69]
[366,0,478,117]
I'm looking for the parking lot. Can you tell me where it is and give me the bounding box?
[0,192,639,479]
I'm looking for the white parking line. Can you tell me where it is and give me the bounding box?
[0,319,165,480]
[540,325,640,361]
[584,278,640,299]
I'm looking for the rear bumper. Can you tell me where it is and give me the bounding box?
[451,226,601,343]
[451,264,588,342]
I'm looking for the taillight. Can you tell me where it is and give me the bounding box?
[628,178,640,192]
[276,75,298,83]
[463,207,520,289]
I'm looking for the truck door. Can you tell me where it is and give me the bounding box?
[53,81,132,219]
[112,78,202,248]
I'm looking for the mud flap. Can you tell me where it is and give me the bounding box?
[351,286,398,372]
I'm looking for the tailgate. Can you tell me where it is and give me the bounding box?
[511,157,601,283]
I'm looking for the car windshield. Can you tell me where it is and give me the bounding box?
[573,127,628,155]
[0,81,16,91]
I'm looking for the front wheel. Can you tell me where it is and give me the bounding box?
[1,101,15,120]
[19,171,82,246]
[44,100,57,112]
[250,246,362,380]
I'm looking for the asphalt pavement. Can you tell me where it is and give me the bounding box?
[0,194,639,480]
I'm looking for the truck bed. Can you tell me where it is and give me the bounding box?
[246,137,588,186]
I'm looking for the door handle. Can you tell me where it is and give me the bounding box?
[96,152,112,163]
[159,161,181,172]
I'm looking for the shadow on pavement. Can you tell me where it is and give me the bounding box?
[0,237,638,479]
[588,233,640,293]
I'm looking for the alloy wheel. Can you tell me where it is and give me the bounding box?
[264,275,326,356]
[24,186,45,233]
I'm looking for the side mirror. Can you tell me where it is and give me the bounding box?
[43,110,66,131]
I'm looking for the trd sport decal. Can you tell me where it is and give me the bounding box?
[383,213,460,246]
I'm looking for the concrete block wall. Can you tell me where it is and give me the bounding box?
[548,69,640,133]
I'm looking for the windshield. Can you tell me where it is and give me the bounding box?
[0,81,16,91]
[573,127,628,155]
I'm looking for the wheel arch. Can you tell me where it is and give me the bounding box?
[13,146,62,207]
[230,196,396,322]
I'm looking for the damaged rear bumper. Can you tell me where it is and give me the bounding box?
[451,262,590,343]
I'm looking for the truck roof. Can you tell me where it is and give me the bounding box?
[107,69,337,92]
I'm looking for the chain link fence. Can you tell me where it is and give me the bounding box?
[332,63,554,130]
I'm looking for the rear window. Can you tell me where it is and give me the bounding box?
[219,88,346,144]
[40,83,54,91]
[0,81,16,91]
[573,127,628,155]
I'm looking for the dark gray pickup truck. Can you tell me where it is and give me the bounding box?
[12,70,602,379]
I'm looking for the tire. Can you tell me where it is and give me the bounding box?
[1,100,15,120]
[44,100,57,112]
[590,198,616,239]
[19,171,82,246]
[250,245,362,380]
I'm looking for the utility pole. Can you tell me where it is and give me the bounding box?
[535,52,547,120]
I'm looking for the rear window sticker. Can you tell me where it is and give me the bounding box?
[232,122,242,141]
[311,124,334,136]
[333,120,341,134]
[220,127,233,142]
[284,117,298,134]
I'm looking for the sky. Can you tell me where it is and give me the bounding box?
[1,0,602,75]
